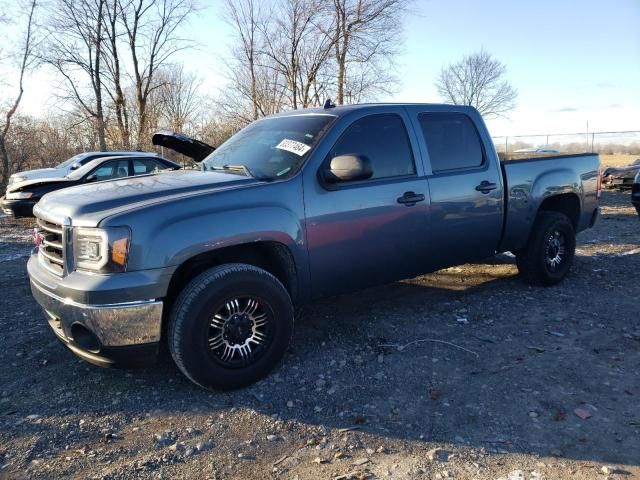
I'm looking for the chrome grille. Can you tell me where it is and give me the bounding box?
[36,217,65,275]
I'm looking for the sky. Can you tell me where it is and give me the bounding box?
[15,0,640,137]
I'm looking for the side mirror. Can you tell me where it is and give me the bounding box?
[70,163,81,170]
[321,154,373,184]
[85,174,97,182]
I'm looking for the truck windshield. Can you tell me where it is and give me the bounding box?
[201,114,335,180]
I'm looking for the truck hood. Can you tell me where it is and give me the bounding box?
[36,170,260,226]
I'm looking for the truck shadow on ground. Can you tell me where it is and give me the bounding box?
[5,250,639,469]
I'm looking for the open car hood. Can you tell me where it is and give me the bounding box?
[603,164,640,178]
[152,130,215,162]
[7,176,72,193]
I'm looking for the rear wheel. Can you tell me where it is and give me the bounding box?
[168,263,294,390]
[515,212,576,286]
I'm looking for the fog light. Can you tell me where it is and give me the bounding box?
[70,323,101,352]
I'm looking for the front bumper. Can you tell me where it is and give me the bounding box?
[30,278,162,367]
[28,254,167,368]
[1,196,37,217]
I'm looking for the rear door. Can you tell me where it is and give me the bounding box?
[303,108,431,298]
[408,108,504,268]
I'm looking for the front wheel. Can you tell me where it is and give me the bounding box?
[168,263,294,390]
[515,212,576,286]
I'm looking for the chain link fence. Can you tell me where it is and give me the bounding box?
[492,130,640,155]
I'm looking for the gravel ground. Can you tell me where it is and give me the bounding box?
[0,190,638,480]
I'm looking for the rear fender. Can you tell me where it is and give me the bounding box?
[501,168,582,252]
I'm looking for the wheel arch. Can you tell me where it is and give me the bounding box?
[537,192,581,229]
[164,241,299,313]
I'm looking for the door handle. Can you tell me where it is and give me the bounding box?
[397,191,425,206]
[475,181,497,193]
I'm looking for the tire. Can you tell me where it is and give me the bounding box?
[515,212,576,286]
[168,263,294,390]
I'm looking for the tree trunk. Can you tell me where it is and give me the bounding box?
[107,2,130,149]
[336,50,346,104]
[249,53,258,120]
[0,136,9,186]
[94,0,106,151]
[0,0,36,183]
[336,19,349,104]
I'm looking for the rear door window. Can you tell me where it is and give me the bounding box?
[92,159,129,181]
[328,114,415,179]
[418,113,484,173]
[133,158,163,175]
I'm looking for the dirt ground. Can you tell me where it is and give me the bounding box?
[599,154,638,169]
[0,190,638,480]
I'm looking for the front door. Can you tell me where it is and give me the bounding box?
[303,110,431,299]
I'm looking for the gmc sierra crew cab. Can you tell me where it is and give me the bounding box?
[27,104,601,390]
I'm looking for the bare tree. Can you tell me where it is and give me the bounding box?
[220,0,287,123]
[435,50,517,118]
[47,0,109,150]
[261,0,334,109]
[0,12,10,63]
[222,0,263,120]
[217,52,288,126]
[3,111,107,175]
[0,0,38,185]
[197,111,243,148]
[102,0,131,148]
[219,0,411,118]
[155,64,202,133]
[329,0,409,105]
[118,0,196,147]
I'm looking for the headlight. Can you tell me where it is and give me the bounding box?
[73,226,131,272]
[8,176,27,185]
[5,191,33,199]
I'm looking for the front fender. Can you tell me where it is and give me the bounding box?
[100,178,308,286]
[155,205,304,268]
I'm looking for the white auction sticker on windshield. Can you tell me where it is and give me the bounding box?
[276,139,311,156]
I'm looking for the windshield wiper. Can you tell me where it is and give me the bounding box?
[210,164,256,178]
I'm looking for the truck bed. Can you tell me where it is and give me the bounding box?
[499,152,600,252]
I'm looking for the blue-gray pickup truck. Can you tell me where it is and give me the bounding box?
[27,104,601,390]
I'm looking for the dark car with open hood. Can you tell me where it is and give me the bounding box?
[2,155,180,217]
[632,170,640,216]
[602,158,640,189]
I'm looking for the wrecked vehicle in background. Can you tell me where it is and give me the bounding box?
[602,158,640,189]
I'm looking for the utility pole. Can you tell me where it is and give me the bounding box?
[586,120,589,150]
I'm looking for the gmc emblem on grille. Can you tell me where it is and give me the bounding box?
[33,229,43,247]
